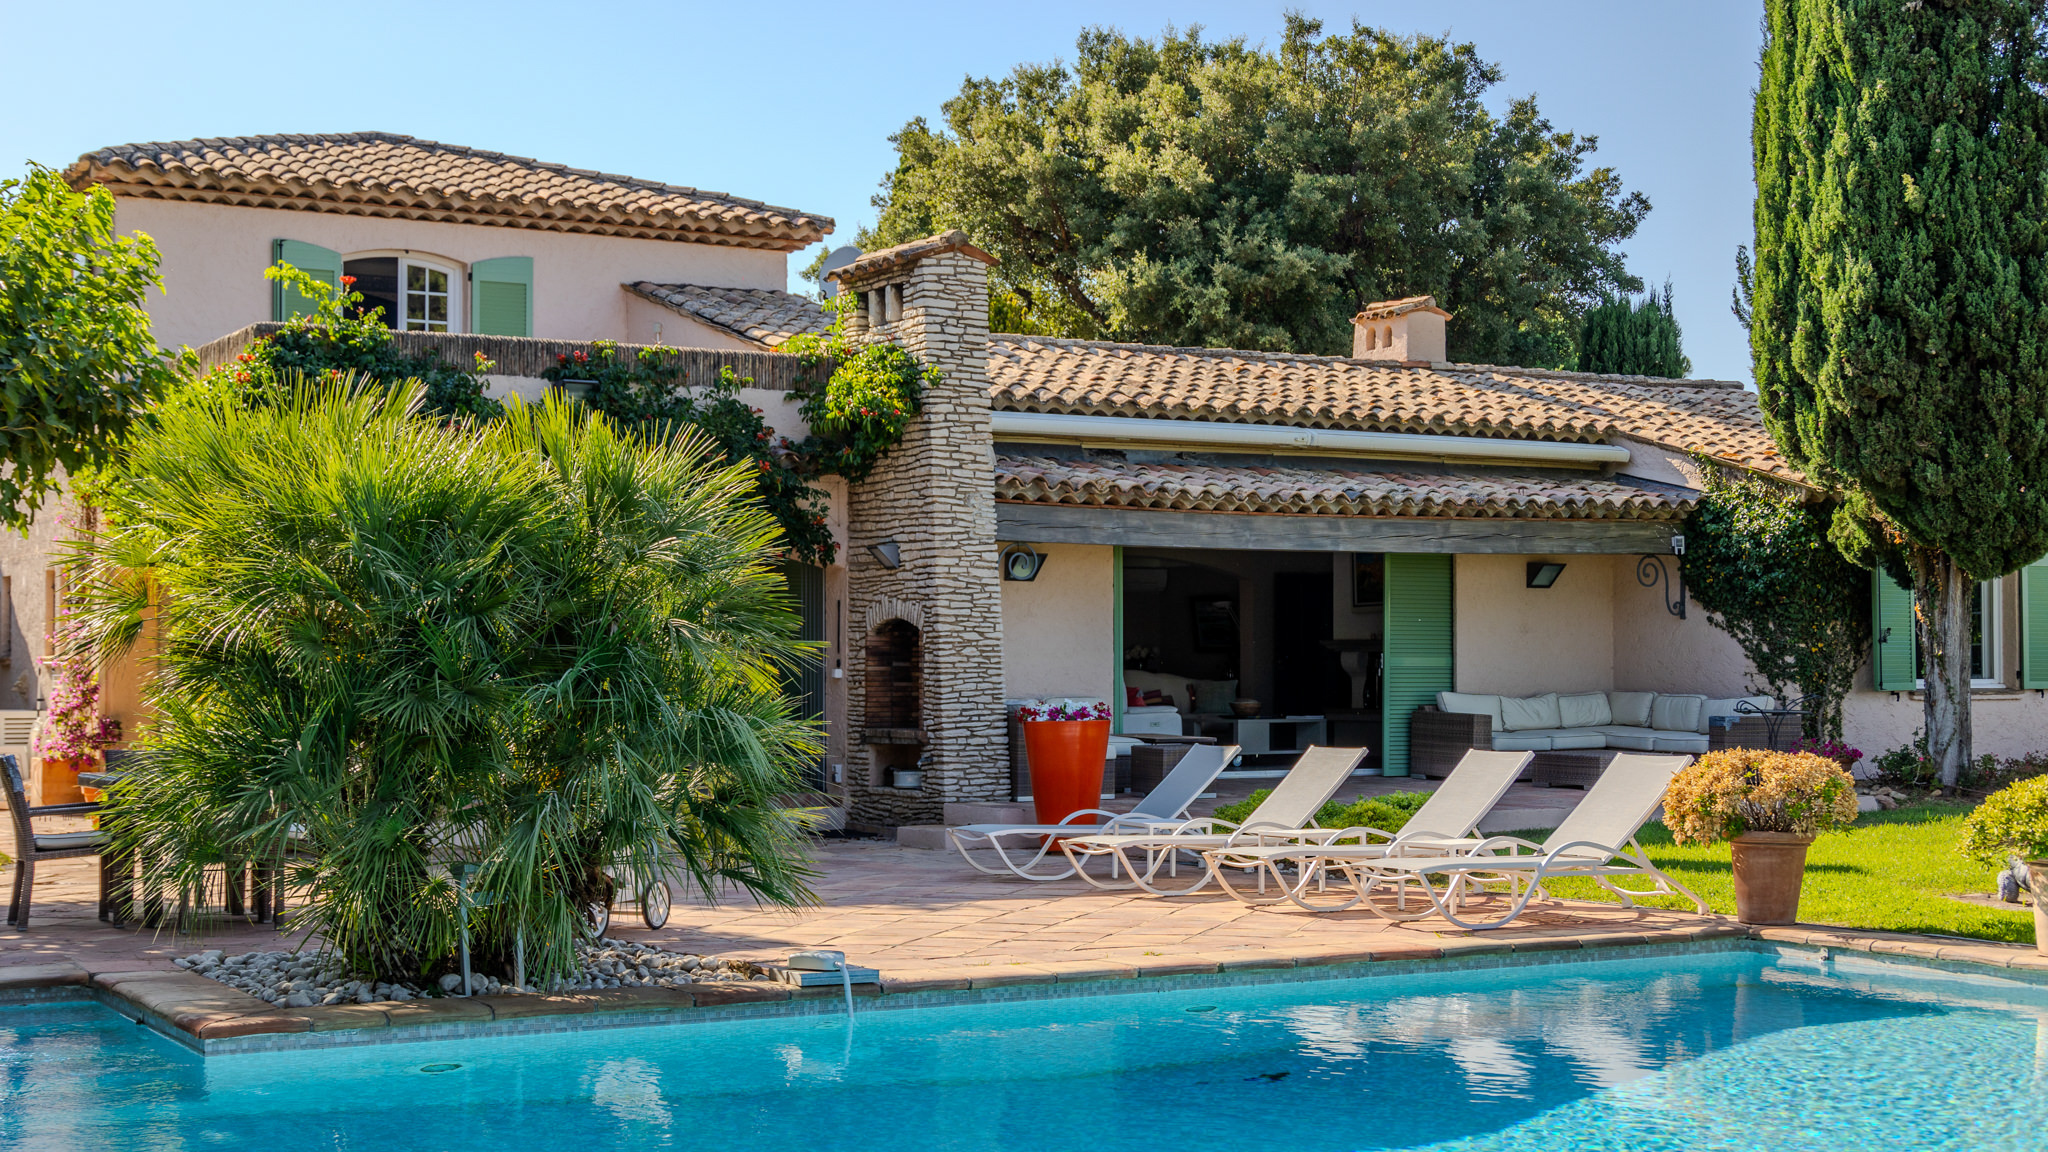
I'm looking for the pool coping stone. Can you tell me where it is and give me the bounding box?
[4,920,2044,1055]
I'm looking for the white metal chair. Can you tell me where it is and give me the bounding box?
[1058,745,1368,895]
[1216,752,1706,926]
[946,743,1239,879]
[1204,749,1533,906]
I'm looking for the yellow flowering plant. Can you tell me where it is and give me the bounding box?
[1958,776,2048,866]
[1663,750,1860,844]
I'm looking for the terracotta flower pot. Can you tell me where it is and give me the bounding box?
[1730,831,1815,925]
[37,758,87,806]
[1021,719,1111,827]
[2028,861,2048,956]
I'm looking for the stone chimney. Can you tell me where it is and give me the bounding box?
[823,231,1007,831]
[1352,296,1451,363]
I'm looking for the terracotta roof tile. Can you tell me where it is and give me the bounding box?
[1355,295,1449,321]
[824,229,996,285]
[626,283,831,349]
[66,133,831,251]
[995,455,1694,520]
[987,336,1791,480]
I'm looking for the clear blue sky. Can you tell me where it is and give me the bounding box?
[1,0,1762,382]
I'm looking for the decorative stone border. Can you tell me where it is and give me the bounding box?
[6,923,2044,1056]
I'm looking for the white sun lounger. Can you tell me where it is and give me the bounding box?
[1205,753,1706,927]
[1202,749,1534,906]
[944,743,1240,880]
[1058,745,1368,896]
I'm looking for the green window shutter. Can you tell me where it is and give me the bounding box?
[2021,560,2048,689]
[270,239,342,321]
[470,256,534,337]
[1872,569,1918,691]
[1381,553,1454,778]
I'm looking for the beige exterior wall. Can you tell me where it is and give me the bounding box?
[1000,544,1115,701]
[620,294,758,351]
[1454,554,1620,695]
[114,199,789,352]
[1612,557,1757,697]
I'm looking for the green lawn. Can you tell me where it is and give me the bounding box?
[1511,802,2036,944]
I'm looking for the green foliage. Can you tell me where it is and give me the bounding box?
[0,165,187,531]
[864,15,1648,365]
[786,342,935,482]
[1214,788,1431,837]
[67,384,819,981]
[1680,464,1870,737]
[1960,777,2048,866]
[231,265,502,421]
[1575,281,1691,377]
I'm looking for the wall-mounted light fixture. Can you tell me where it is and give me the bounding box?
[867,539,902,570]
[1526,561,1567,589]
[1000,543,1048,582]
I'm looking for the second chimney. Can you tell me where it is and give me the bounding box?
[1352,296,1450,363]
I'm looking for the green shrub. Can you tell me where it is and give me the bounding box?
[1960,777,2048,866]
[1214,788,1431,836]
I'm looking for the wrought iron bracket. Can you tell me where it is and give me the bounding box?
[1637,554,1686,620]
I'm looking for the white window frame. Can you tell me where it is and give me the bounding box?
[1915,579,2004,690]
[399,257,460,333]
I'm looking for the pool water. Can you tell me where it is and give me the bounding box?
[5,950,2048,1151]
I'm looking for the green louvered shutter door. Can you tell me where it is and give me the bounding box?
[270,239,342,320]
[1381,553,1454,778]
[2022,560,2048,689]
[1872,570,1918,691]
[470,257,533,337]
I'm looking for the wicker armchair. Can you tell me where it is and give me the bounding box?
[1409,706,1497,779]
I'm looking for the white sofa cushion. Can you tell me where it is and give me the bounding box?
[1650,694,1706,732]
[1122,670,1192,711]
[1437,692,1505,728]
[1653,732,1711,754]
[1698,696,1776,733]
[1607,691,1656,728]
[1500,693,1564,732]
[1547,728,1610,751]
[1491,731,1554,752]
[1558,693,1613,728]
[1596,726,1661,752]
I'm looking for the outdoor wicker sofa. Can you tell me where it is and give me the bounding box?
[1409,691,1780,778]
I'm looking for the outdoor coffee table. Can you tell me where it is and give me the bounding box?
[1230,716,1327,757]
[1529,749,1620,789]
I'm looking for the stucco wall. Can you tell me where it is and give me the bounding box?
[1000,544,1115,701]
[1454,554,1619,695]
[620,294,758,352]
[1841,575,2048,761]
[0,490,75,714]
[114,199,789,352]
[1611,557,1757,696]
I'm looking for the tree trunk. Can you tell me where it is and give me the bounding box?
[1911,547,1975,786]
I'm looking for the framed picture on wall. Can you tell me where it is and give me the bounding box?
[1191,598,1238,652]
[1352,553,1385,609]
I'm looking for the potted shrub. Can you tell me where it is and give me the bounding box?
[1016,699,1111,827]
[1959,777,2048,954]
[36,648,120,805]
[1665,749,1860,925]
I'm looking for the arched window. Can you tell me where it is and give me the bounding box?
[1366,327,1377,351]
[1384,325,1394,349]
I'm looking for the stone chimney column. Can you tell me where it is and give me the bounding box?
[825,232,1005,830]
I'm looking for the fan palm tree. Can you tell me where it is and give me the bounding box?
[69,380,819,982]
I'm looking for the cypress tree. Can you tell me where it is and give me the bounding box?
[1752,0,2048,784]
[1576,281,1692,377]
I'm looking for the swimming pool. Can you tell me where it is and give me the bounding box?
[4,949,2045,1151]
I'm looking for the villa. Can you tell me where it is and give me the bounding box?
[5,132,2046,833]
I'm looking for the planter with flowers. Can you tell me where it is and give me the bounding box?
[1015,699,1112,827]
[1797,737,1864,778]
[37,647,121,806]
[1959,777,2048,953]
[1664,749,1860,925]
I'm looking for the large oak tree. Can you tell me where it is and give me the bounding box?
[857,16,1651,366]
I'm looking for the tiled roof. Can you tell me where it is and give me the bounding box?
[995,455,1694,520]
[986,336,1790,480]
[626,283,832,349]
[1355,295,1449,321]
[825,229,995,285]
[66,133,831,251]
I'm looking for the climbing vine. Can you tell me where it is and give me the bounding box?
[541,310,933,565]
[1679,459,1870,738]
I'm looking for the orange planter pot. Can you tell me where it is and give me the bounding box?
[38,758,87,806]
[1022,719,1111,827]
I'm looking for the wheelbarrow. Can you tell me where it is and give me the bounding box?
[579,871,672,937]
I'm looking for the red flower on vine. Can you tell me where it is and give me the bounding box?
[340,275,356,287]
